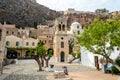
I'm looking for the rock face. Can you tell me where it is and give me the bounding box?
[0,0,61,27]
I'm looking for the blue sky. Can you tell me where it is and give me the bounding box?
[36,0,120,12]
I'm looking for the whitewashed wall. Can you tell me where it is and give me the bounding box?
[80,47,120,68]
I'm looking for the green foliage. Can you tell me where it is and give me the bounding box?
[115,58,120,66]
[6,47,35,50]
[35,41,46,56]
[77,17,120,59]
[112,58,120,74]
[47,49,53,57]
[71,52,81,58]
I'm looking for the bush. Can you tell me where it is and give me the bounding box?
[112,58,120,74]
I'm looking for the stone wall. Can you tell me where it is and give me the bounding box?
[0,23,6,75]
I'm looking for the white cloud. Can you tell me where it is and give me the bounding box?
[36,0,117,11]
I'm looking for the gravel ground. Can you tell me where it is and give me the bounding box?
[0,63,110,80]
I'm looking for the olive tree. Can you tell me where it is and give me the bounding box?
[35,41,46,71]
[77,17,120,71]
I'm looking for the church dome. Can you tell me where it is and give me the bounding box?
[70,22,82,30]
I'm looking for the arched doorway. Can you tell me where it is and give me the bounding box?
[47,48,54,55]
[60,52,65,62]
[6,50,17,59]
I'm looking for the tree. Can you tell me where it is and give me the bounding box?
[34,41,53,69]
[35,41,46,71]
[76,17,120,71]
[44,49,53,67]
[68,52,81,63]
[68,38,75,54]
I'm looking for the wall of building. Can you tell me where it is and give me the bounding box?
[54,17,69,62]
[0,23,6,75]
[81,47,120,68]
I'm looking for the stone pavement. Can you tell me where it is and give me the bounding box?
[69,71,119,80]
[52,62,119,80]
[2,64,48,80]
[0,62,119,80]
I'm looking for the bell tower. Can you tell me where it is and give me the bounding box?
[54,17,69,62]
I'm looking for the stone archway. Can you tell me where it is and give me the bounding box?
[60,51,65,62]
[6,50,17,59]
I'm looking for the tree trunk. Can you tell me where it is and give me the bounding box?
[40,57,44,67]
[45,60,49,67]
[44,57,50,67]
[114,63,120,71]
[68,57,76,63]
[34,56,42,71]
[107,58,120,71]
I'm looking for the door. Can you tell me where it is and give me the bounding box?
[94,56,98,67]
[60,52,65,62]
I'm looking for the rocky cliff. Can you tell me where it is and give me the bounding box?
[0,0,61,28]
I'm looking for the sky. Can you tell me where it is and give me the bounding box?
[36,0,120,12]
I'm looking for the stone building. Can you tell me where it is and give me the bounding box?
[5,35,39,58]
[5,24,18,37]
[37,25,54,49]
[0,23,6,75]
[54,16,69,62]
[67,22,83,35]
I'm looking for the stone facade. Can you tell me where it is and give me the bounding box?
[0,23,6,75]
[5,24,18,37]
[5,35,39,58]
[54,16,69,62]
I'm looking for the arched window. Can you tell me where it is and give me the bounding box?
[16,41,19,46]
[62,24,65,31]
[61,42,64,48]
[26,42,29,46]
[32,42,35,46]
[6,41,10,46]
[0,29,2,40]
[59,24,61,31]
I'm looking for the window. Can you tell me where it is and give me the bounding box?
[61,42,64,48]
[77,25,79,29]
[12,32,14,35]
[61,37,63,40]
[77,31,80,35]
[62,25,65,31]
[16,41,19,46]
[82,26,84,29]
[45,40,46,43]
[26,42,29,46]
[0,29,2,40]
[6,31,8,34]
[59,24,61,31]
[6,41,10,46]
[32,42,35,46]
[29,31,32,33]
